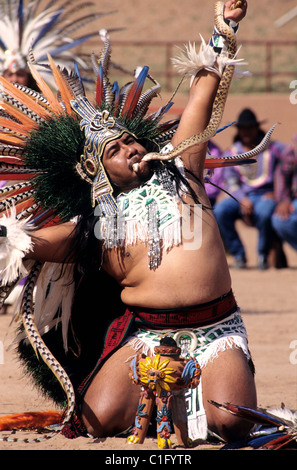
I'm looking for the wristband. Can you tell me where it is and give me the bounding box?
[209,20,239,54]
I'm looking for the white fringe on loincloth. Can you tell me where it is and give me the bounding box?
[126,311,250,440]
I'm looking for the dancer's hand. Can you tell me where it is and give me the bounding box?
[224,0,248,23]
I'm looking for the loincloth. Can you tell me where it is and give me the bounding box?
[125,289,249,365]
[77,290,241,397]
[68,290,250,439]
[127,309,250,368]
[125,294,251,442]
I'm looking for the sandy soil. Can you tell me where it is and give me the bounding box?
[0,222,296,452]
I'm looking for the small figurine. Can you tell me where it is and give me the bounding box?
[128,336,201,448]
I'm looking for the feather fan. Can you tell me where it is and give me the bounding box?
[210,401,297,450]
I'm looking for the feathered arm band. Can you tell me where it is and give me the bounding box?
[0,208,34,285]
[171,20,248,82]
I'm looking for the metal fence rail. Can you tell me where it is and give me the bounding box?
[83,38,297,94]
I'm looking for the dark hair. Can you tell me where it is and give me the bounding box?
[234,128,265,144]
[66,211,102,277]
[27,73,40,92]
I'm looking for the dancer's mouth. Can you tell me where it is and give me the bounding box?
[129,155,146,173]
[132,161,140,172]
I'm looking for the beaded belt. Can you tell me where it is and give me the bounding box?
[130,290,237,329]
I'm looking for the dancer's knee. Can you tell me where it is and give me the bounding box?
[207,407,254,442]
[81,397,136,438]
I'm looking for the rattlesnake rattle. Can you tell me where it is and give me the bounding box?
[0,262,76,443]
[141,0,242,164]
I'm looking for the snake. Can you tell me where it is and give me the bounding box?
[142,0,241,163]
[0,261,76,443]
[205,122,278,163]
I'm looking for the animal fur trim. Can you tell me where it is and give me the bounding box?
[0,207,33,285]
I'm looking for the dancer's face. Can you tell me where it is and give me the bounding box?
[102,133,152,193]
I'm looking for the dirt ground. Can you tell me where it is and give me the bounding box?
[0,222,296,452]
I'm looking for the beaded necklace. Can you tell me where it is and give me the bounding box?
[99,167,182,270]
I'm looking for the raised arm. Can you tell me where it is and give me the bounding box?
[171,69,220,178]
[171,1,247,179]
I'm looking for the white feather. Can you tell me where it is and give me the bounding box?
[0,207,33,285]
[0,0,111,87]
[34,262,75,352]
[99,28,109,41]
[171,36,218,78]
[171,36,250,83]
[266,405,297,425]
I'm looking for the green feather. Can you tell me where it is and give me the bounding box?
[24,115,91,221]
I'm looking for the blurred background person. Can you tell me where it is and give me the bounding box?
[213,108,285,269]
[204,140,225,207]
[272,135,297,252]
[2,51,39,90]
[0,0,116,91]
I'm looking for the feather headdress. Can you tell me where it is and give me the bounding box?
[0,30,181,226]
[0,0,118,87]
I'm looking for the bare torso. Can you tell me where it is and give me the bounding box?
[102,185,231,308]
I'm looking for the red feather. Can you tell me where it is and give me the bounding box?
[30,209,62,229]
[0,184,33,199]
[0,156,23,165]
[0,174,37,181]
[205,158,256,169]
[209,401,286,427]
[121,66,149,119]
[263,434,297,450]
[95,64,104,107]
[2,197,35,216]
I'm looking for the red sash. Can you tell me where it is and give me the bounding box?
[131,290,237,329]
